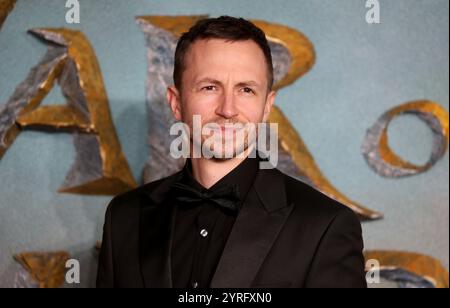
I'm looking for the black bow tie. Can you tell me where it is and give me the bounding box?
[171,182,241,212]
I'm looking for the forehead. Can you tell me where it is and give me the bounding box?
[183,38,268,84]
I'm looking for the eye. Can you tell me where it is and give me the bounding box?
[202,85,217,91]
[241,87,255,94]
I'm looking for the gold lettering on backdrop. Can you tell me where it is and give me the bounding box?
[14,251,70,288]
[364,250,449,288]
[136,15,381,220]
[362,100,449,177]
[0,0,16,30]
[0,29,137,195]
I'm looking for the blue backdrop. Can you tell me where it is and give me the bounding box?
[0,0,448,287]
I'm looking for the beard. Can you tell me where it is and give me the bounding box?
[190,117,257,160]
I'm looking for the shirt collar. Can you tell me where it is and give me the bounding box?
[180,155,260,206]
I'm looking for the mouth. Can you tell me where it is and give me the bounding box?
[216,126,247,137]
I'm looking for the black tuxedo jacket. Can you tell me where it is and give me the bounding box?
[97,167,367,288]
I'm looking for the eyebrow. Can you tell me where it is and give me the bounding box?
[195,78,261,88]
[236,81,260,88]
[195,78,222,86]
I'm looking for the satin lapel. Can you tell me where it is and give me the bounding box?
[210,169,293,288]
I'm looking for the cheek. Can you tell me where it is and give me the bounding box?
[181,95,216,120]
[246,111,264,123]
[239,100,266,122]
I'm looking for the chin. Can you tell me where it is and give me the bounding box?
[209,143,250,160]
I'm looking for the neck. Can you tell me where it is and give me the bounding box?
[190,151,252,189]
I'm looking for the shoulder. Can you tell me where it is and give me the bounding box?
[105,171,182,218]
[276,169,361,227]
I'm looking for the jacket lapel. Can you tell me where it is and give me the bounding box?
[210,168,293,288]
[139,172,181,288]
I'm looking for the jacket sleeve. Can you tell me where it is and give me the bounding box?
[305,207,367,288]
[96,198,115,288]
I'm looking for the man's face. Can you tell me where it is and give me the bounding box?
[167,38,276,158]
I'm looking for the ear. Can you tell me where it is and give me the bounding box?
[262,90,276,122]
[166,85,182,121]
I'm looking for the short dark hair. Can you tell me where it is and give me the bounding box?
[173,16,274,92]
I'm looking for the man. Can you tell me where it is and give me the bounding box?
[97,16,367,288]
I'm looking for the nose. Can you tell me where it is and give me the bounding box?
[215,91,239,119]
